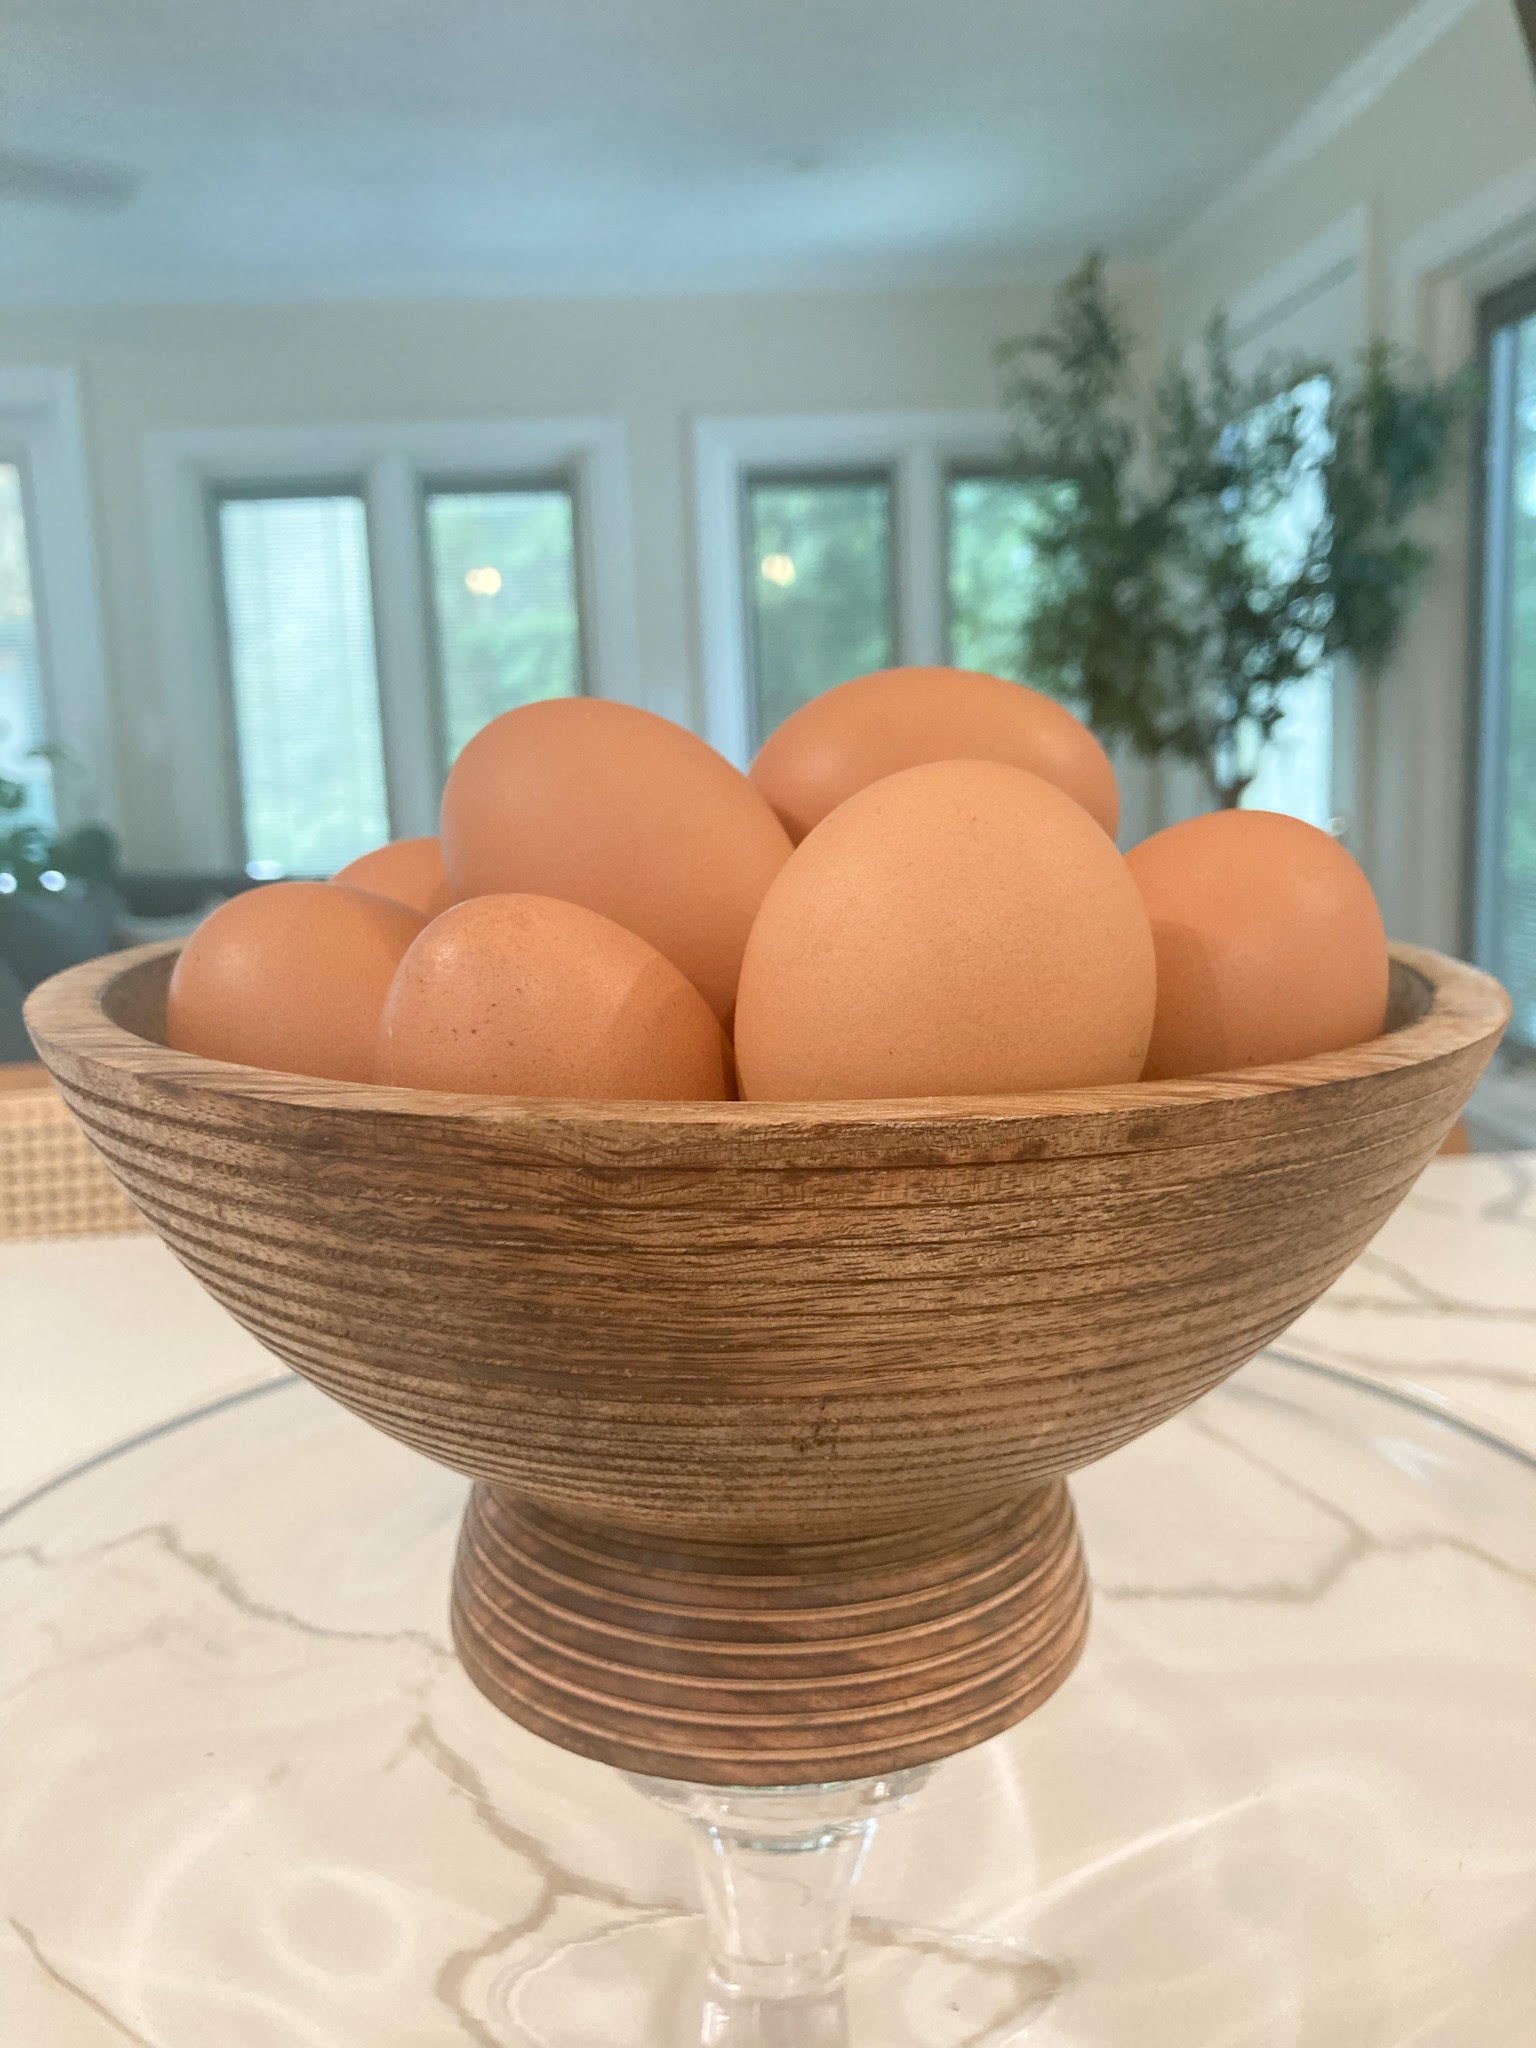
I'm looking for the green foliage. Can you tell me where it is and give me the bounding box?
[427,490,583,764]
[997,256,1475,807]
[947,476,1068,683]
[746,480,892,742]
[1326,340,1476,668]
[996,258,1174,768]
[745,474,1068,732]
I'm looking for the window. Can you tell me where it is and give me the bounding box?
[1239,375,1336,830]
[743,473,894,745]
[425,485,583,766]
[214,482,580,876]
[696,413,1050,765]
[1476,280,1536,1051]
[945,472,1062,685]
[146,420,635,873]
[0,461,51,828]
[216,493,390,876]
[0,370,112,838]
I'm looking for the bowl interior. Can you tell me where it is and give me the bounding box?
[103,948,176,1044]
[100,944,1438,1088]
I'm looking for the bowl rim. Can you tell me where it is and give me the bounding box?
[25,938,1510,1139]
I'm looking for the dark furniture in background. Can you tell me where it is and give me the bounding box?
[0,872,261,1057]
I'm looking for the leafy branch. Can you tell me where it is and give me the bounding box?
[997,255,1476,809]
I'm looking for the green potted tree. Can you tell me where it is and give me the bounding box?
[997,256,1475,810]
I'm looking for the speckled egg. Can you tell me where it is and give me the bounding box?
[440,698,791,1023]
[332,837,451,917]
[379,893,733,1100]
[734,759,1155,1101]
[750,665,1120,842]
[1126,809,1390,1078]
[166,882,424,1081]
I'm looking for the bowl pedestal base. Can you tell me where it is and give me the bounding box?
[453,1484,1090,2041]
[450,1481,1091,1788]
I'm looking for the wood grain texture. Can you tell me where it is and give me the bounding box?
[25,942,1508,1782]
[453,1485,1089,1780]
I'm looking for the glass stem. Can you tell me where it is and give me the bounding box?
[632,1769,931,2045]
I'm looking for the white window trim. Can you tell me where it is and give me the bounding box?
[0,367,115,834]
[144,417,638,868]
[694,409,1013,767]
[1390,158,1536,366]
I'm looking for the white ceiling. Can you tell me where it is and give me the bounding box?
[0,0,1417,305]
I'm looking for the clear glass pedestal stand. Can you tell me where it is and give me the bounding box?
[630,1771,932,2047]
[7,1357,1536,2046]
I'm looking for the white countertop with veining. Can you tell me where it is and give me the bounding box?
[1280,1150,1536,1456]
[2,1154,1533,2047]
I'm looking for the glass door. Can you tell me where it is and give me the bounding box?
[1475,277,1536,1051]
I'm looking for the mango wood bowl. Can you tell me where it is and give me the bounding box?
[27,942,1507,1785]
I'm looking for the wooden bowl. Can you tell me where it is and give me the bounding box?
[26,942,1507,1784]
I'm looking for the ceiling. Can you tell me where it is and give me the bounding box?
[0,0,1418,305]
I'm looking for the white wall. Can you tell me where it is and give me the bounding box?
[9,4,1534,921]
[1158,0,1536,949]
[0,277,1167,869]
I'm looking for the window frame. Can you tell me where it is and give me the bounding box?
[0,367,115,835]
[145,418,636,869]
[694,411,1016,766]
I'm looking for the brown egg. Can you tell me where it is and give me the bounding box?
[1125,809,1390,1079]
[332,836,451,917]
[735,759,1155,1101]
[440,698,791,1023]
[379,893,732,1100]
[166,882,424,1081]
[750,665,1120,842]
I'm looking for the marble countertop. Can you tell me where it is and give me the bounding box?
[1279,1149,1536,1456]
[1,1231,288,1513]
[5,1150,1533,1513]
[2,1153,1533,2047]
